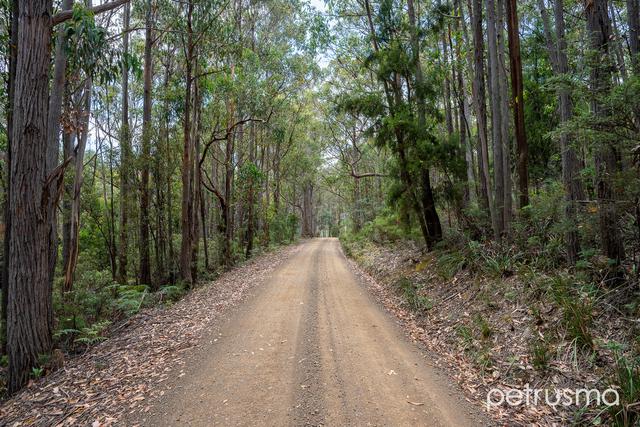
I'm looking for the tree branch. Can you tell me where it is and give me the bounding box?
[53,0,130,25]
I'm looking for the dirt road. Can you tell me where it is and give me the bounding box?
[140,238,484,426]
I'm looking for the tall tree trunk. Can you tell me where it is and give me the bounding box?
[7,0,54,394]
[190,72,201,281]
[486,0,505,239]
[585,0,626,267]
[497,0,512,234]
[61,110,75,273]
[2,0,18,354]
[628,0,640,74]
[539,0,585,264]
[273,137,281,214]
[407,0,443,247]
[363,0,432,248]
[162,53,173,283]
[45,0,72,297]
[139,0,153,287]
[442,32,454,136]
[454,0,476,204]
[63,77,92,292]
[626,0,640,127]
[106,130,118,278]
[179,0,194,284]
[223,121,235,267]
[245,121,257,258]
[262,144,270,246]
[608,2,628,80]
[118,2,131,284]
[353,176,362,232]
[245,14,257,258]
[301,183,314,237]
[468,0,495,228]
[506,0,529,208]
[558,1,584,264]
[199,173,209,269]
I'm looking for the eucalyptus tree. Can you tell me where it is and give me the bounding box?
[4,0,129,394]
[537,0,584,264]
[138,0,154,286]
[328,0,446,249]
[585,0,626,269]
[118,1,131,284]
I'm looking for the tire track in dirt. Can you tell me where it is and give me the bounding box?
[137,238,488,426]
[292,246,325,426]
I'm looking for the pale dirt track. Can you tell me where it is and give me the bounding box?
[140,238,486,426]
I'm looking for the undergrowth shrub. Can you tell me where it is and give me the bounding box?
[269,211,299,244]
[435,249,467,279]
[54,270,150,351]
[603,342,640,426]
[548,275,595,349]
[340,209,421,251]
[113,284,149,316]
[456,316,495,373]
[360,212,407,244]
[395,277,432,311]
[158,285,186,303]
[513,182,566,269]
[456,324,473,350]
[54,320,111,349]
[529,336,551,371]
[474,314,493,339]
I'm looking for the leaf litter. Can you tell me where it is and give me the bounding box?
[0,244,301,426]
[344,241,626,427]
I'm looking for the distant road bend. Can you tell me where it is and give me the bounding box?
[141,238,484,426]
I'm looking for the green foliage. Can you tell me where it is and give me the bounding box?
[53,270,149,350]
[269,209,299,245]
[395,277,432,311]
[456,325,474,350]
[548,275,594,350]
[335,92,385,119]
[529,337,551,371]
[114,285,148,316]
[603,342,640,427]
[237,162,265,195]
[456,322,494,372]
[55,320,111,347]
[435,234,520,279]
[360,213,407,244]
[436,249,467,280]
[474,314,493,340]
[30,367,44,380]
[159,285,185,303]
[64,4,129,84]
[512,183,566,270]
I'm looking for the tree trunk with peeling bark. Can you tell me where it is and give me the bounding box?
[139,0,153,287]
[2,0,18,355]
[7,0,54,394]
[486,0,505,239]
[468,0,495,230]
[63,78,92,292]
[629,0,640,74]
[506,0,529,209]
[118,2,131,285]
[180,0,194,284]
[46,0,72,295]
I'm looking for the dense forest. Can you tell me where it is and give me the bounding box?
[1,0,329,393]
[0,0,639,424]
